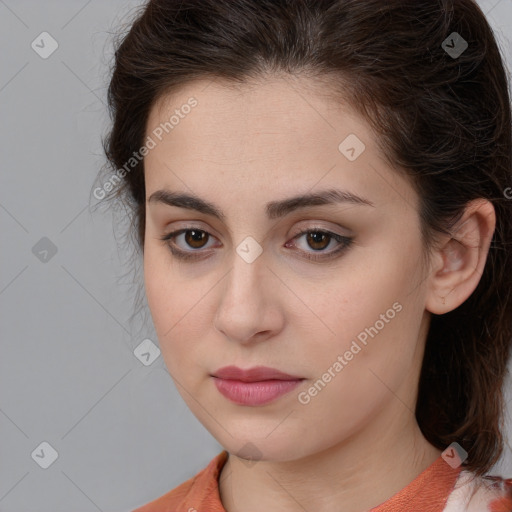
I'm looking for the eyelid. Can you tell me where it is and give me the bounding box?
[161,226,220,256]
[159,224,353,262]
[286,228,353,260]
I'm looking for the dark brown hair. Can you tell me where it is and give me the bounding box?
[96,0,512,476]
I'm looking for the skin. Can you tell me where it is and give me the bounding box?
[142,75,496,512]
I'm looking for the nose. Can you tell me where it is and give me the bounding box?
[213,249,284,345]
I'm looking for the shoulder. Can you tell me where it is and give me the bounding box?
[443,469,512,512]
[131,451,229,512]
[131,475,196,512]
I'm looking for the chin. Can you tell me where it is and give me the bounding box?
[211,427,314,463]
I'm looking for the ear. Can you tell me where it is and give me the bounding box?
[425,199,496,315]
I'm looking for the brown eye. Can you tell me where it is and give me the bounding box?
[161,226,353,263]
[160,227,217,261]
[184,229,209,249]
[305,231,331,251]
[287,228,354,262]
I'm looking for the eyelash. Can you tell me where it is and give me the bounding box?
[159,226,353,262]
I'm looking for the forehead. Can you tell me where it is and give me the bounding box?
[147,75,370,149]
[143,76,417,215]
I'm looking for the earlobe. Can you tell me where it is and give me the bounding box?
[425,199,496,315]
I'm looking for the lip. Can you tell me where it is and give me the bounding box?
[212,365,303,382]
[211,366,305,406]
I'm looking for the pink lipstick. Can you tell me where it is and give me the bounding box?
[211,366,305,406]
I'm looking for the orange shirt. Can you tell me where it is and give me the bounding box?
[132,451,512,512]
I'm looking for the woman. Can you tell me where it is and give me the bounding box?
[97,0,512,510]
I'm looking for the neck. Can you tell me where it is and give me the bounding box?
[218,412,442,512]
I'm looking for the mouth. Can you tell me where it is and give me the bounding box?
[211,365,304,382]
[210,366,305,406]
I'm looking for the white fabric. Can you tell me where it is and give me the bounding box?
[442,470,509,511]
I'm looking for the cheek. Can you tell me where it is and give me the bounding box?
[144,248,182,352]
[143,246,212,372]
[297,302,420,436]
[144,242,190,325]
[144,247,169,328]
[304,244,423,371]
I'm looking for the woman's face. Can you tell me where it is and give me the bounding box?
[143,76,433,462]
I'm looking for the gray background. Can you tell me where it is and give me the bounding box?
[1,1,511,511]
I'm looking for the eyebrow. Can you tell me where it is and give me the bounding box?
[147,188,375,221]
